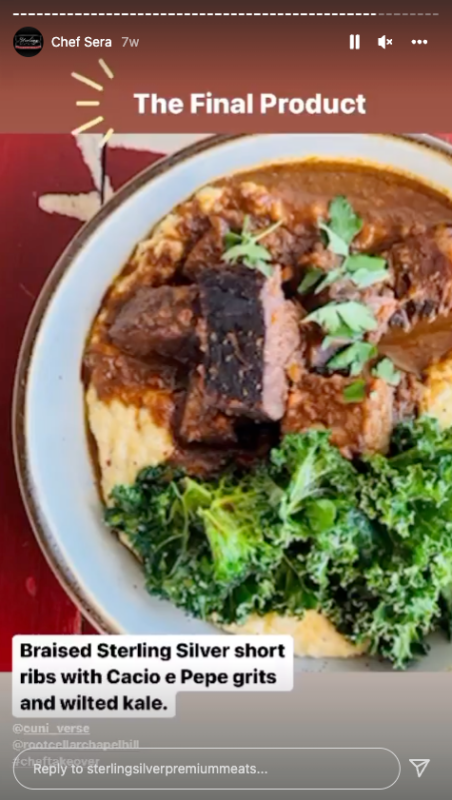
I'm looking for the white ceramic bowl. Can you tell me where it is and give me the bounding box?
[14,133,452,672]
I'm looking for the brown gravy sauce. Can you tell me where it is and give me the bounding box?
[224,162,452,231]
[85,162,452,474]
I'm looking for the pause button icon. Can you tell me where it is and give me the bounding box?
[350,34,360,49]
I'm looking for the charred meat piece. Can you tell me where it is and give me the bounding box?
[108,285,199,363]
[258,222,317,292]
[389,224,452,322]
[197,264,300,421]
[264,222,316,266]
[233,422,280,470]
[83,348,181,400]
[282,373,394,458]
[183,217,229,280]
[179,371,237,445]
[169,445,232,479]
[197,265,266,418]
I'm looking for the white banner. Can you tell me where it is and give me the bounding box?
[13,635,294,718]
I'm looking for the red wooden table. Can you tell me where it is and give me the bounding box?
[1,132,451,671]
[0,134,169,670]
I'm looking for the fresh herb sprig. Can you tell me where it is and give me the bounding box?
[343,253,389,289]
[327,342,378,377]
[222,215,283,277]
[298,196,390,295]
[298,267,324,295]
[372,357,402,386]
[305,301,378,340]
[343,379,367,403]
[305,301,400,397]
[321,194,363,249]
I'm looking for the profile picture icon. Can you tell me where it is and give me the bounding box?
[14,26,44,57]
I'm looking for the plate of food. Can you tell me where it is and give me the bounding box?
[14,133,452,671]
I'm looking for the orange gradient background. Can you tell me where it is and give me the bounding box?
[2,7,450,133]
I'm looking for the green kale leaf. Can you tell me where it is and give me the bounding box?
[105,418,452,670]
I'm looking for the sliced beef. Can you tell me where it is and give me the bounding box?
[179,371,237,445]
[282,373,394,458]
[261,269,303,417]
[388,224,452,322]
[108,285,199,363]
[197,264,300,421]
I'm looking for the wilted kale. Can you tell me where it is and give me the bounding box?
[105,418,452,669]
[269,430,357,525]
[107,465,284,623]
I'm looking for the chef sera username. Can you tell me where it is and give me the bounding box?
[51,37,112,47]
[19,642,287,660]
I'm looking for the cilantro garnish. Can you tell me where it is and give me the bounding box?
[319,221,350,258]
[222,216,283,277]
[343,254,389,289]
[327,342,378,377]
[313,268,343,294]
[298,196,390,295]
[305,301,379,380]
[324,195,363,247]
[305,301,378,338]
[298,267,324,295]
[372,358,402,386]
[343,379,367,403]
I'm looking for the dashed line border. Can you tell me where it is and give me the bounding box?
[12,12,440,17]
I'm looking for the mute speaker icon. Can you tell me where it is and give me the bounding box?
[378,35,393,48]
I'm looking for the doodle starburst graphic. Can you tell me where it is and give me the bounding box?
[71,58,115,146]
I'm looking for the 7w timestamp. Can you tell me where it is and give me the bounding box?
[123,37,139,47]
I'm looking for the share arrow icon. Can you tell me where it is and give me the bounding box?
[409,759,430,778]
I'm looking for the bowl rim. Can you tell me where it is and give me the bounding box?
[12,132,452,635]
